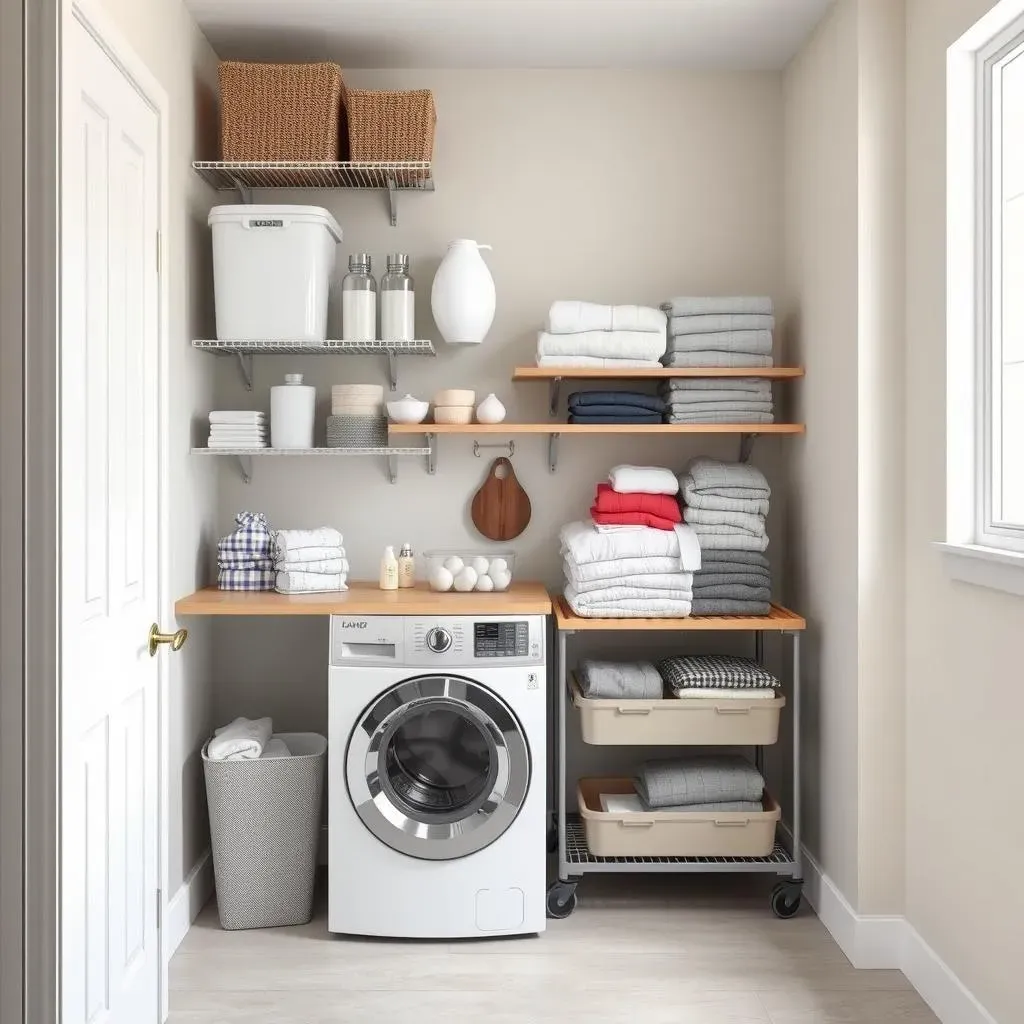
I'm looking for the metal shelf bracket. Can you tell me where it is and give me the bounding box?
[548,377,563,417]
[235,352,254,391]
[387,350,398,391]
[387,177,399,227]
[228,175,253,204]
[739,433,759,463]
[549,432,561,473]
[387,454,398,485]
[236,455,252,484]
[425,434,437,475]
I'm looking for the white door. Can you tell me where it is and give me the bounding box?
[61,14,162,1024]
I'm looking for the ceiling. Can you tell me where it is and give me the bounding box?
[186,0,836,70]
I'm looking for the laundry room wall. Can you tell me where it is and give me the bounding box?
[205,68,792,796]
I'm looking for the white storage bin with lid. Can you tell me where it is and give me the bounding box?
[209,204,342,343]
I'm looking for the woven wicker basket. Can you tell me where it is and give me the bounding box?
[345,88,436,168]
[219,61,345,162]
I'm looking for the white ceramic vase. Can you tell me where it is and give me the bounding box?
[475,393,506,424]
[430,239,495,345]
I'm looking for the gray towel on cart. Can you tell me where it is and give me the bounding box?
[640,799,764,813]
[578,660,663,699]
[691,598,772,615]
[693,572,771,589]
[636,756,765,808]
[691,583,772,602]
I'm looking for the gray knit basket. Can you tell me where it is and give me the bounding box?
[326,413,387,448]
[202,732,326,930]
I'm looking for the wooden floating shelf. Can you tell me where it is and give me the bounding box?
[554,597,806,632]
[512,366,804,380]
[388,422,805,435]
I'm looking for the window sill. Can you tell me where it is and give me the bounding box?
[935,542,1024,597]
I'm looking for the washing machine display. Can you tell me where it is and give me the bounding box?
[346,674,530,861]
[473,620,529,658]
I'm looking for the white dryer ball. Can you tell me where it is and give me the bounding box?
[488,557,509,576]
[443,555,465,575]
[470,556,490,576]
[430,566,454,592]
[453,566,479,592]
[475,573,495,592]
[490,569,512,591]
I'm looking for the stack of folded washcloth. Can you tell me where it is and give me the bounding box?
[634,755,766,812]
[535,300,667,369]
[561,466,701,618]
[577,660,663,699]
[206,717,292,761]
[658,655,781,700]
[679,457,772,614]
[568,390,666,425]
[273,527,348,594]
[659,377,774,424]
[207,410,267,449]
[661,296,775,368]
[217,511,275,591]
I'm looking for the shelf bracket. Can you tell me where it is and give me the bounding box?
[235,455,252,485]
[739,433,759,463]
[387,454,398,485]
[549,432,560,473]
[228,175,253,205]
[425,434,437,475]
[235,352,254,391]
[387,177,399,227]
[387,350,398,391]
[548,376,563,418]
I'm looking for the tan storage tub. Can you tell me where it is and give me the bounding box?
[571,677,785,746]
[578,778,780,858]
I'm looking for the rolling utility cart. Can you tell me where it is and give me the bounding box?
[548,598,807,921]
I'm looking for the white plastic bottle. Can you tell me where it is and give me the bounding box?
[270,373,315,449]
[379,545,399,591]
[342,253,377,342]
[398,543,415,588]
[381,254,415,341]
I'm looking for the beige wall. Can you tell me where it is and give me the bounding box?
[92,0,220,895]
[905,0,1024,1019]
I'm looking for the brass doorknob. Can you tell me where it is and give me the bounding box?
[149,623,188,657]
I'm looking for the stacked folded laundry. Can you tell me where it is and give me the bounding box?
[578,660,663,699]
[659,377,774,425]
[206,716,292,761]
[679,458,772,614]
[217,511,275,590]
[562,466,701,618]
[535,300,667,369]
[634,755,766,812]
[207,410,267,449]
[661,296,775,368]
[568,390,665,425]
[658,654,780,699]
[273,526,348,594]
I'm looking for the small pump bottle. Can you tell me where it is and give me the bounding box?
[397,543,416,588]
[379,546,399,591]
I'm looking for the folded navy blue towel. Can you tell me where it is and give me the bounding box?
[568,391,665,413]
[568,412,663,424]
[567,404,666,418]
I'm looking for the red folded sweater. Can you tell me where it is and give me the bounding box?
[591,508,679,531]
[592,482,681,523]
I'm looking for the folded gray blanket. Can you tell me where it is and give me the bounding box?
[666,401,774,414]
[692,598,772,615]
[663,377,773,395]
[664,390,774,406]
[691,583,772,601]
[700,549,772,568]
[636,755,765,808]
[692,571,771,588]
[666,328,774,353]
[578,660,663,699]
[639,798,764,813]
[663,351,774,368]
[685,457,770,498]
[683,507,766,534]
[679,478,770,516]
[663,296,773,317]
[667,411,775,424]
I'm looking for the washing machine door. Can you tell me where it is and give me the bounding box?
[346,674,531,861]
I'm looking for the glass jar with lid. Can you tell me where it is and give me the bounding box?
[341,253,377,342]
[380,253,415,342]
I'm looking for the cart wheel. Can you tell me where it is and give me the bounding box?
[770,881,802,919]
[546,882,577,919]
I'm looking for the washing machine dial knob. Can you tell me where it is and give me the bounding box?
[425,627,452,654]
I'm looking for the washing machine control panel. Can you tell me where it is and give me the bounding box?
[407,616,544,666]
[473,620,529,658]
[425,626,453,653]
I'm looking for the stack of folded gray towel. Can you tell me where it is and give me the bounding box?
[659,377,774,425]
[660,296,775,368]
[578,660,663,698]
[679,457,772,614]
[635,755,765,812]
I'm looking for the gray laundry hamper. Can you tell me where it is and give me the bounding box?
[202,732,326,930]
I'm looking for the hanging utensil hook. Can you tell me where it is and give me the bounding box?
[473,440,514,458]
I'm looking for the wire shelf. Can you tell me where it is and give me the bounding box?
[192,160,434,192]
[192,447,429,457]
[192,339,435,357]
[564,818,796,875]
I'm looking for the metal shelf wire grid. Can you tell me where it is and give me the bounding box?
[192,161,434,192]
[192,447,430,457]
[564,818,795,874]
[192,339,436,356]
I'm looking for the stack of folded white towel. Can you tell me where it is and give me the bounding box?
[206,717,291,761]
[207,410,267,449]
[561,466,702,618]
[535,301,667,369]
[659,377,774,424]
[660,297,775,368]
[274,527,348,594]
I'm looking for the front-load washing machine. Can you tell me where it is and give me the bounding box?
[327,613,546,938]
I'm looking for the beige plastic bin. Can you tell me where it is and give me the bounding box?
[578,778,780,858]
[571,677,785,746]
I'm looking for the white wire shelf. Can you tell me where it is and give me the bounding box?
[191,445,432,485]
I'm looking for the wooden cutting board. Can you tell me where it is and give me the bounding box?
[471,458,532,541]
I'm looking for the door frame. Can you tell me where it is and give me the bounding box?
[61,0,173,1018]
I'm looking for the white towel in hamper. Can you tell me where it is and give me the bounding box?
[207,716,273,760]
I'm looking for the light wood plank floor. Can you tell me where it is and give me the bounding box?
[170,874,937,1023]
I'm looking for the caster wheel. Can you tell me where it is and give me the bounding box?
[546,883,577,920]
[770,881,802,919]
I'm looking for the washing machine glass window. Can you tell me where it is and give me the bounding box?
[347,675,531,861]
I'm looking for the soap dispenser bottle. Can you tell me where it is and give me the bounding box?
[398,543,415,588]
[379,546,399,591]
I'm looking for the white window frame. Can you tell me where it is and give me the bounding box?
[941,0,1024,596]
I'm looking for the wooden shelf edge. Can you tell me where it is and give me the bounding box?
[512,366,804,380]
[553,596,806,631]
[388,422,805,435]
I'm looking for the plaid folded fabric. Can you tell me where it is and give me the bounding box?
[217,511,274,562]
[657,655,780,691]
[216,555,275,570]
[217,568,275,591]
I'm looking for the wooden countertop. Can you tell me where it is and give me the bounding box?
[174,581,553,617]
[553,597,806,631]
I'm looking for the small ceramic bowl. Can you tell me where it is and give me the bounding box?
[386,395,430,424]
[434,388,475,407]
[433,405,474,425]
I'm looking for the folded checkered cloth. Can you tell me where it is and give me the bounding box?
[217,511,274,563]
[217,568,275,591]
[216,556,274,571]
[657,655,780,692]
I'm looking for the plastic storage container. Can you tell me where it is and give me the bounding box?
[270,373,316,449]
[571,677,785,746]
[424,550,516,592]
[202,733,326,930]
[578,778,780,859]
[209,205,342,343]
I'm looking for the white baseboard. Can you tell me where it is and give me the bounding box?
[902,926,998,1024]
[164,848,213,961]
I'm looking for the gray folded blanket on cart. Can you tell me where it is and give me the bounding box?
[691,583,772,602]
[691,598,772,616]
[640,799,764,813]
[578,660,663,699]
[636,755,765,809]
[692,572,771,589]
